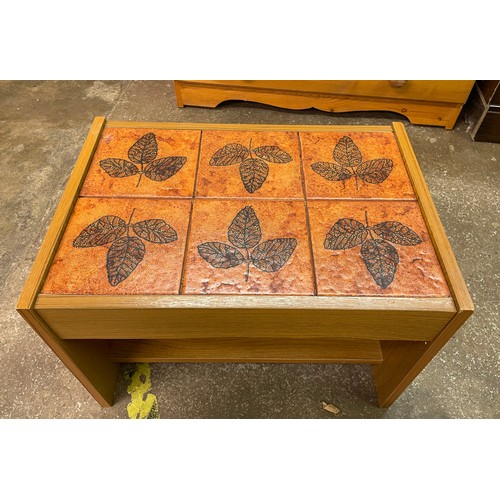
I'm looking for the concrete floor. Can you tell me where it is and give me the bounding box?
[1,80,498,418]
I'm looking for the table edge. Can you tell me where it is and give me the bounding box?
[35,294,456,312]
[106,121,394,132]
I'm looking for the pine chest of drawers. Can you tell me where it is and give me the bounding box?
[175,80,475,129]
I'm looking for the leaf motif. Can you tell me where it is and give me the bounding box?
[128,133,158,164]
[99,158,140,178]
[73,215,126,247]
[239,158,269,193]
[227,206,262,249]
[333,136,362,168]
[132,219,178,244]
[324,219,368,250]
[106,236,146,286]
[357,158,393,184]
[311,162,353,182]
[250,238,297,272]
[360,239,399,289]
[253,145,292,163]
[209,144,250,166]
[144,156,187,181]
[372,221,422,246]
[197,242,244,269]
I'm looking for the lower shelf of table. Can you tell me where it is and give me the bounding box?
[108,337,383,364]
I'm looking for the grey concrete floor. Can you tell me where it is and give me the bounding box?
[1,80,498,418]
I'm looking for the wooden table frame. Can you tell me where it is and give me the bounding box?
[17,118,473,408]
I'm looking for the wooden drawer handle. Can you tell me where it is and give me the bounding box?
[389,80,408,88]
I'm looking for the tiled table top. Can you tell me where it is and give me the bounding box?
[42,126,451,298]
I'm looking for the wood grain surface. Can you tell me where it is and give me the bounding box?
[18,118,473,407]
[109,337,384,364]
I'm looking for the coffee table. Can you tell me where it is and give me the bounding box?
[17,118,474,407]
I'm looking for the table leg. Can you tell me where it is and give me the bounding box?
[372,309,472,407]
[18,309,119,407]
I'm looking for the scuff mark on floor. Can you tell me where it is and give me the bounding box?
[84,80,121,103]
[125,363,159,419]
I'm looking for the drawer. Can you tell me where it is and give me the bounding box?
[188,80,475,104]
[35,295,456,342]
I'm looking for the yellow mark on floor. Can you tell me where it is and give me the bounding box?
[126,363,159,419]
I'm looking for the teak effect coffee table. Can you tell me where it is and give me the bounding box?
[17,118,474,408]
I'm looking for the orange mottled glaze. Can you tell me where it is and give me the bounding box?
[308,200,450,297]
[196,130,303,198]
[42,197,192,295]
[300,132,416,199]
[44,125,451,299]
[183,199,314,295]
[80,127,201,198]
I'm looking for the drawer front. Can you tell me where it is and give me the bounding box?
[188,80,475,104]
[36,306,455,342]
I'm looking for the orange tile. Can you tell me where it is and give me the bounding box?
[42,197,192,295]
[308,200,450,297]
[196,130,304,198]
[183,200,314,295]
[80,127,200,198]
[300,132,416,199]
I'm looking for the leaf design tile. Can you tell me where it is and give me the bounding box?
[307,200,450,297]
[300,132,416,199]
[80,128,201,198]
[43,124,452,299]
[196,131,303,198]
[183,200,314,295]
[42,197,192,295]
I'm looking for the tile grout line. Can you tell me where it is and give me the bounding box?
[78,196,418,203]
[297,132,318,296]
[79,195,194,200]
[178,130,203,295]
